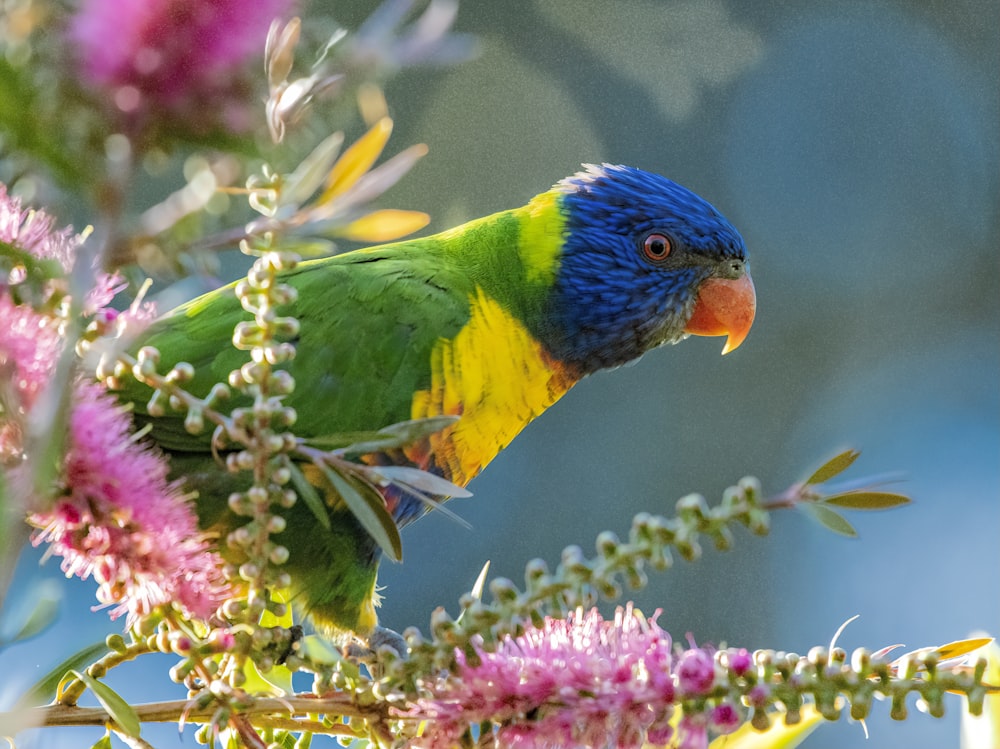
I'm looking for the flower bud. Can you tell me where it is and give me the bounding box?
[168,362,195,383]
[595,530,620,557]
[135,344,159,362]
[184,408,204,434]
[726,648,753,677]
[711,702,741,733]
[676,648,716,694]
[488,577,518,603]
[675,493,709,519]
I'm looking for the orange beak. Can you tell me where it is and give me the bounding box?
[684,272,756,355]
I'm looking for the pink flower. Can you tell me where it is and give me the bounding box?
[69,0,295,133]
[710,702,742,734]
[677,714,709,749]
[30,382,229,624]
[676,646,717,695]
[0,185,146,454]
[409,605,678,749]
[2,183,227,624]
[1,184,84,419]
[726,647,753,677]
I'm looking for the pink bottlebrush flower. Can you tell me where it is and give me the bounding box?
[30,381,230,624]
[0,185,146,452]
[408,605,680,749]
[1,184,82,418]
[2,183,225,624]
[69,0,295,132]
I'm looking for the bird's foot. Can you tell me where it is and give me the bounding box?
[368,625,407,658]
[343,625,408,678]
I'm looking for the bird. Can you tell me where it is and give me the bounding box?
[117,163,755,641]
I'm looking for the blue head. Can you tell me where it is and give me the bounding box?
[538,164,753,373]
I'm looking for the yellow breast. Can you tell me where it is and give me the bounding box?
[409,288,577,486]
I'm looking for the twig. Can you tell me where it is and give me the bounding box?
[12,694,384,730]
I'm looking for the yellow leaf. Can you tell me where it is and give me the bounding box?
[321,117,393,204]
[707,705,823,749]
[338,209,430,243]
[937,638,994,662]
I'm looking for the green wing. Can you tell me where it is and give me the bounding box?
[119,239,475,453]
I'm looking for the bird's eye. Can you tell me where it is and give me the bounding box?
[642,232,672,262]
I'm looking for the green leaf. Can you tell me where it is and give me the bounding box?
[300,634,344,667]
[242,657,293,697]
[69,670,142,738]
[91,732,113,749]
[280,131,345,208]
[315,415,459,455]
[802,503,858,537]
[287,463,331,531]
[0,579,61,645]
[378,415,460,443]
[822,491,911,510]
[224,726,243,749]
[259,588,295,629]
[273,730,299,749]
[319,465,402,562]
[375,465,472,498]
[17,640,108,708]
[805,449,861,486]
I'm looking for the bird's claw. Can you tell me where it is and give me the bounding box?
[343,625,408,678]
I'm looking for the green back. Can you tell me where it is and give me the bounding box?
[119,208,541,453]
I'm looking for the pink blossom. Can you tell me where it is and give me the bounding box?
[30,382,229,623]
[69,0,295,132]
[676,646,716,695]
[408,605,679,749]
[2,184,227,624]
[676,714,709,749]
[710,702,742,734]
[726,647,753,677]
[1,184,83,417]
[0,185,147,453]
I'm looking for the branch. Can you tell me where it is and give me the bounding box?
[11,693,384,730]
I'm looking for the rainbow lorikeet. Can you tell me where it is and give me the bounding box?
[119,164,755,639]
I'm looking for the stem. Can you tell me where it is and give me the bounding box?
[12,694,383,729]
[59,639,152,707]
[112,351,249,445]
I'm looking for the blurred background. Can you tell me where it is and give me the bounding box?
[3,1,998,747]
